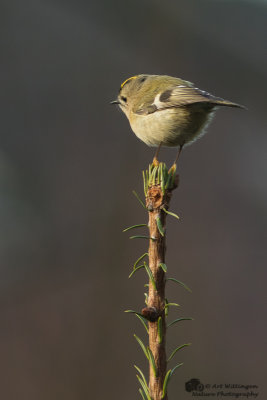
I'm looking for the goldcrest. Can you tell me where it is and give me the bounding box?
[111,74,243,161]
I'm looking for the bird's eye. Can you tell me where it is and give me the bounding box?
[140,77,147,83]
[121,96,127,103]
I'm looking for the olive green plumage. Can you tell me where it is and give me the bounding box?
[112,74,244,148]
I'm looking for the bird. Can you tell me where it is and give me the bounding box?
[111,74,244,166]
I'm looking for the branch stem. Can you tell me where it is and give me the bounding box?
[145,181,177,400]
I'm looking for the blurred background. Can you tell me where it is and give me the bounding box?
[0,0,266,399]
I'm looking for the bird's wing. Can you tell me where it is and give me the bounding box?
[135,84,240,115]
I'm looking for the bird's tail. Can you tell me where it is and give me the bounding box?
[215,99,246,109]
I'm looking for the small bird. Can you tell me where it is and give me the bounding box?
[111,74,244,166]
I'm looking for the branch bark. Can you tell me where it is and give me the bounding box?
[143,180,178,400]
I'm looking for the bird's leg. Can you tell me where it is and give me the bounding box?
[169,144,184,173]
[174,143,184,164]
[152,142,162,166]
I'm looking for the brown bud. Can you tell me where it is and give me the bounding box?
[141,307,159,322]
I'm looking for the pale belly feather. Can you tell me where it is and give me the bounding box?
[129,107,215,147]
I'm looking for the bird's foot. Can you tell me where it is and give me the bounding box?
[168,163,177,174]
[152,157,160,167]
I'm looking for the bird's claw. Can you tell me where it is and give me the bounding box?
[152,157,160,167]
[168,163,177,174]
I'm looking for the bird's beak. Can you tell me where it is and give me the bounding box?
[110,100,120,105]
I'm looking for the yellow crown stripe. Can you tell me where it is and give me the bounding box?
[120,75,138,89]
